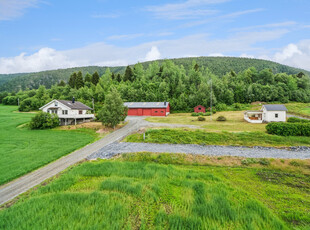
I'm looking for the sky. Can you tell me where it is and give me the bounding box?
[0,0,310,74]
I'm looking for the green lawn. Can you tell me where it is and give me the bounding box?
[0,105,96,185]
[1,153,309,229]
[284,103,310,118]
[125,128,310,147]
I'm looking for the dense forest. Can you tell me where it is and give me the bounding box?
[1,59,309,112]
[1,57,309,92]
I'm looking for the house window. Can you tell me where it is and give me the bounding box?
[155,111,158,113]
[198,107,201,110]
[62,110,68,115]
[161,111,164,113]
[275,113,278,118]
[79,110,83,114]
[55,102,58,106]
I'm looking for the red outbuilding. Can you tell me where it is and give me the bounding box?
[124,102,170,116]
[194,105,206,113]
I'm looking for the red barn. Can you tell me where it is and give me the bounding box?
[124,102,170,116]
[194,105,206,113]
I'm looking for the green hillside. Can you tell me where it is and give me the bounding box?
[0,57,309,92]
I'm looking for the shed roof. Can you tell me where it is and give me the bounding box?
[263,104,288,111]
[58,100,92,110]
[124,102,169,109]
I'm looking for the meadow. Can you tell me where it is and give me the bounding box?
[125,129,310,147]
[285,103,310,118]
[0,105,96,185]
[1,153,309,230]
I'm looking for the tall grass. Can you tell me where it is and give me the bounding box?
[1,156,304,229]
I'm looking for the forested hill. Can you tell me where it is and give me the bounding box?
[0,56,309,92]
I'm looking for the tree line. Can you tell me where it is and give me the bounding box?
[1,60,309,112]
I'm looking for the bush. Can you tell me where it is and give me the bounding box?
[203,112,211,116]
[266,122,310,136]
[216,116,227,121]
[29,112,59,129]
[233,103,242,110]
[287,117,310,123]
[198,116,206,121]
[216,103,227,111]
[19,98,41,112]
[191,113,200,116]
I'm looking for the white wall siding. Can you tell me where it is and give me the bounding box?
[265,111,286,122]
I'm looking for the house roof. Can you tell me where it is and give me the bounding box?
[194,105,205,108]
[263,104,288,111]
[124,102,169,109]
[58,100,92,110]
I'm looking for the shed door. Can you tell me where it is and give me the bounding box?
[143,109,152,116]
[138,109,143,116]
[128,109,138,116]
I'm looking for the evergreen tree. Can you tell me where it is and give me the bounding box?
[57,80,66,87]
[116,74,122,82]
[111,73,115,80]
[75,71,84,89]
[124,66,134,81]
[68,72,77,88]
[92,72,100,85]
[84,73,92,82]
[97,88,128,128]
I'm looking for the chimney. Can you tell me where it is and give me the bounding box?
[72,97,75,103]
[164,101,167,106]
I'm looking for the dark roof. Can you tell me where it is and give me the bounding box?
[124,102,169,108]
[58,100,92,110]
[263,104,288,111]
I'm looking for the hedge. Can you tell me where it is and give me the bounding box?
[287,117,310,123]
[266,122,310,136]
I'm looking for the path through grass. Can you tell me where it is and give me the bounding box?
[0,105,96,185]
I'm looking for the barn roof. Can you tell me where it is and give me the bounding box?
[263,104,288,111]
[124,102,169,108]
[58,100,92,110]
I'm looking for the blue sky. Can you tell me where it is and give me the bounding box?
[1,0,310,73]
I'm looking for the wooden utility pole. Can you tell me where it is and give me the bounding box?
[92,98,95,113]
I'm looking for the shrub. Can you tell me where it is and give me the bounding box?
[19,97,41,112]
[216,116,226,121]
[29,112,59,129]
[198,116,206,121]
[216,103,227,111]
[191,113,200,116]
[266,122,310,136]
[232,103,242,110]
[287,117,310,123]
[202,112,211,116]
[259,159,270,166]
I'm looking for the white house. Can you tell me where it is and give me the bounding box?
[244,104,288,123]
[39,98,95,125]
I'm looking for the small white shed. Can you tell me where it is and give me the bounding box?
[244,104,287,123]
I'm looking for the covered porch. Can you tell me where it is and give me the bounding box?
[244,110,263,123]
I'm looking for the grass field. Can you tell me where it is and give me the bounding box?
[1,153,309,229]
[146,111,267,132]
[125,129,310,147]
[0,105,96,185]
[285,103,310,118]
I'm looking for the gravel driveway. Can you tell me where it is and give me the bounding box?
[88,142,310,160]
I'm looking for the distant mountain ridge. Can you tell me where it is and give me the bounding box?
[0,57,309,92]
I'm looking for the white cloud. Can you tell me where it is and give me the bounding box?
[272,41,310,70]
[107,33,144,40]
[209,53,224,57]
[145,46,161,61]
[0,48,76,74]
[91,13,120,19]
[145,0,229,20]
[231,21,296,32]
[3,30,310,74]
[0,0,39,21]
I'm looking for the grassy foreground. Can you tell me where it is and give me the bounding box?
[125,129,310,147]
[1,153,309,229]
[0,105,96,185]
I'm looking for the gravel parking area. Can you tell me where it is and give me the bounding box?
[88,142,310,160]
